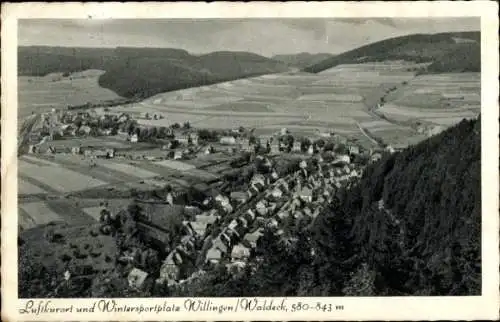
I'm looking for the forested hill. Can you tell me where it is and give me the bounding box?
[180,117,481,297]
[18,46,289,98]
[272,52,333,69]
[303,31,480,74]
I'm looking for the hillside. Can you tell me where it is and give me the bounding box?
[18,46,289,99]
[272,52,333,69]
[303,31,480,74]
[176,117,481,297]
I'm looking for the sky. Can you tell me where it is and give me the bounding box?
[18,18,480,57]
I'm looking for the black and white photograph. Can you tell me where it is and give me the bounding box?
[2,3,498,320]
[13,15,485,299]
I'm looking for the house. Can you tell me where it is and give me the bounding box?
[205,247,222,264]
[271,187,283,199]
[348,145,360,155]
[204,145,215,154]
[243,228,264,249]
[270,141,280,154]
[190,221,209,237]
[385,145,396,154]
[71,146,81,155]
[292,141,302,152]
[159,252,181,283]
[46,146,56,154]
[267,218,279,229]
[27,145,37,154]
[173,150,183,160]
[220,136,237,145]
[230,191,249,205]
[255,201,268,216]
[130,133,139,143]
[128,268,149,290]
[226,260,247,272]
[251,174,266,187]
[299,187,313,203]
[78,125,92,136]
[231,244,251,261]
[307,145,314,155]
[276,211,290,223]
[195,214,218,225]
[228,219,239,230]
[333,155,350,166]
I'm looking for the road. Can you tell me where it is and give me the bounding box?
[355,122,380,146]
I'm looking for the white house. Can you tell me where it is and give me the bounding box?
[130,133,139,143]
[220,136,237,145]
[231,244,251,261]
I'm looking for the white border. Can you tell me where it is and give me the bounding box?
[1,1,499,321]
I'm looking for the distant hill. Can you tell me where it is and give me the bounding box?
[174,117,481,297]
[18,46,289,98]
[272,52,333,69]
[303,31,480,74]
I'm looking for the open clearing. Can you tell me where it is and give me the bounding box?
[20,201,63,228]
[154,160,197,171]
[18,178,47,195]
[99,161,159,179]
[19,70,122,118]
[19,159,108,192]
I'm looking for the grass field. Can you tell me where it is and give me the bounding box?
[19,159,108,192]
[19,69,122,118]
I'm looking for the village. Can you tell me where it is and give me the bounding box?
[20,107,396,294]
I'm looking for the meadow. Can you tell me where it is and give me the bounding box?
[18,60,480,229]
[18,69,122,118]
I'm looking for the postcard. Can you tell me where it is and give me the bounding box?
[1,1,499,321]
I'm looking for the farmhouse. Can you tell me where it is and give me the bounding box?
[220,136,237,145]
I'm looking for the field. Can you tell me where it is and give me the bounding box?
[108,60,480,148]
[105,62,420,143]
[18,61,480,230]
[378,73,480,131]
[18,69,122,118]
[18,152,225,229]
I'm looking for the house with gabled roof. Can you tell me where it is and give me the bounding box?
[205,247,223,264]
[231,244,251,261]
[243,228,264,249]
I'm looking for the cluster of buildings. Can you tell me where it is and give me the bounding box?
[143,150,365,289]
